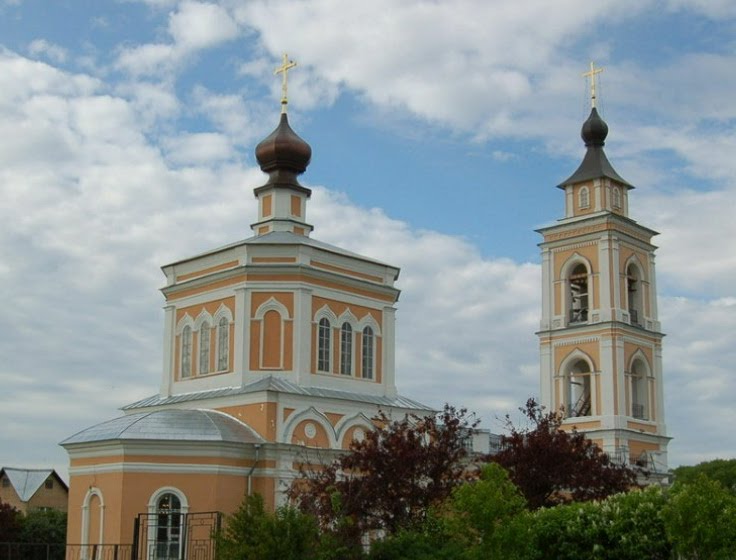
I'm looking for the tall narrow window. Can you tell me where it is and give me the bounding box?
[568,264,589,324]
[626,264,642,325]
[181,326,192,378]
[217,317,229,372]
[155,493,182,560]
[199,322,210,374]
[566,360,592,417]
[631,360,649,420]
[340,323,353,375]
[318,318,331,372]
[579,186,590,209]
[612,186,622,209]
[362,326,374,380]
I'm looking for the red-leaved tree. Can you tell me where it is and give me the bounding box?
[0,499,22,543]
[287,405,478,547]
[491,398,639,509]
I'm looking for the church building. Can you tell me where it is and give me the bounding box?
[61,58,432,554]
[537,67,670,474]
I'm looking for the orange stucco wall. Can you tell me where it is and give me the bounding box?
[218,402,278,441]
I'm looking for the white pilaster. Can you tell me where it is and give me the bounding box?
[295,287,313,386]
[383,306,397,397]
[234,288,246,383]
[160,305,176,397]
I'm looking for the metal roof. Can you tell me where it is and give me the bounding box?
[0,468,58,501]
[122,375,431,412]
[163,231,395,270]
[60,409,265,446]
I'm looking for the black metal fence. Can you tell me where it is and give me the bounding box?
[0,543,133,560]
[132,512,221,560]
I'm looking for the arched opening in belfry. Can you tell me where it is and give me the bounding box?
[568,263,589,324]
[626,264,642,325]
[566,359,592,418]
[630,358,649,420]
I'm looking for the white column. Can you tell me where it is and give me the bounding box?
[598,234,611,321]
[382,306,397,397]
[160,305,176,396]
[294,287,313,386]
[539,343,554,410]
[649,253,659,322]
[594,179,602,212]
[540,248,552,330]
[565,186,574,218]
[234,288,246,383]
[599,337,616,422]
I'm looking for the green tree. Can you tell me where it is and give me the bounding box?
[448,463,527,559]
[663,475,736,559]
[218,494,323,560]
[19,509,67,545]
[673,458,736,494]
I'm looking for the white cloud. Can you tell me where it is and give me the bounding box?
[162,131,235,164]
[28,39,68,63]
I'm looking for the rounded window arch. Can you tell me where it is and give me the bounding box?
[578,186,590,209]
[630,356,650,420]
[340,322,353,375]
[625,259,646,326]
[612,186,622,209]
[560,355,593,418]
[361,326,375,380]
[148,488,188,560]
[180,325,192,378]
[565,261,590,325]
[318,318,331,372]
[199,321,211,374]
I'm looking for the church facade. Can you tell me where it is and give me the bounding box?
[537,102,670,474]
[61,99,432,551]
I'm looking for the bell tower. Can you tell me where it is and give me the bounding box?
[537,66,670,474]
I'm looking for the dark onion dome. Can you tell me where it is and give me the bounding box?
[255,113,312,194]
[558,107,632,188]
[581,107,608,147]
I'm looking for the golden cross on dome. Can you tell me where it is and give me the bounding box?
[274,53,297,113]
[582,61,604,108]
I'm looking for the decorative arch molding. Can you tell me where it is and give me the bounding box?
[559,252,593,280]
[557,348,597,377]
[357,314,382,336]
[579,185,591,208]
[623,254,647,282]
[193,309,213,330]
[80,487,105,549]
[337,309,359,329]
[628,349,652,377]
[175,314,194,335]
[313,304,338,325]
[335,412,374,443]
[253,297,289,321]
[147,486,189,514]
[281,406,337,447]
[213,302,235,324]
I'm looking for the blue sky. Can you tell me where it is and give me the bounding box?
[1,0,736,478]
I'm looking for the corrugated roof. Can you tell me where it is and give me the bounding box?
[122,376,431,412]
[1,468,54,502]
[60,409,265,446]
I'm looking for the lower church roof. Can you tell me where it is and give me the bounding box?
[121,375,431,412]
[60,408,264,446]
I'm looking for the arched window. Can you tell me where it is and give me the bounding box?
[566,360,592,418]
[318,318,331,372]
[181,326,192,378]
[626,264,642,325]
[630,359,649,420]
[612,186,622,209]
[199,322,210,374]
[579,186,590,209]
[155,493,182,560]
[340,323,353,375]
[362,326,374,380]
[568,263,589,324]
[217,317,229,371]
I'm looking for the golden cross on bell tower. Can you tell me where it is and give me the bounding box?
[274,53,297,114]
[582,61,604,109]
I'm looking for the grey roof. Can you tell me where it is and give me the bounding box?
[60,409,265,446]
[165,231,395,271]
[122,375,431,412]
[558,145,632,188]
[0,468,61,501]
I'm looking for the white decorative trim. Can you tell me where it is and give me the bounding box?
[147,486,189,514]
[193,309,213,331]
[559,252,592,280]
[254,298,290,370]
[253,298,288,321]
[556,347,596,376]
[313,304,338,325]
[281,407,337,447]
[337,309,359,329]
[628,349,652,376]
[80,487,105,553]
[335,413,373,444]
[553,336,600,347]
[357,313,382,336]
[175,314,194,334]
[213,303,235,324]
[552,241,598,252]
